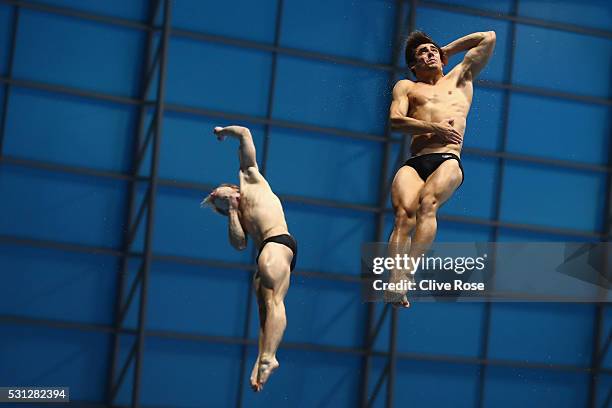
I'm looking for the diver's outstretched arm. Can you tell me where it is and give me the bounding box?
[214,125,258,172]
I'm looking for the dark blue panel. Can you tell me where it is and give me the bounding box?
[281,0,396,64]
[159,112,265,185]
[172,0,277,43]
[394,361,479,407]
[499,162,606,232]
[14,10,144,96]
[497,228,593,242]
[0,4,12,75]
[141,339,241,407]
[265,127,384,206]
[513,25,612,99]
[488,303,595,365]
[463,87,504,152]
[598,375,612,407]
[242,347,361,407]
[507,93,610,165]
[436,221,493,242]
[429,0,512,13]
[484,367,589,408]
[166,37,272,117]
[414,8,510,82]
[0,166,127,247]
[283,203,376,275]
[0,325,109,401]
[34,0,148,21]
[146,261,249,338]
[153,185,254,263]
[441,156,498,219]
[519,0,612,31]
[248,277,365,348]
[273,55,389,134]
[0,244,116,325]
[0,86,4,124]
[605,306,612,369]
[396,302,484,357]
[4,87,137,172]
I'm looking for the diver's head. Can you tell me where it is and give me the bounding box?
[405,31,446,79]
[201,183,240,216]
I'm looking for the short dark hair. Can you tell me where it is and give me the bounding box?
[404,31,444,76]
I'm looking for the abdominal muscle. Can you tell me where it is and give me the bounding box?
[409,111,467,157]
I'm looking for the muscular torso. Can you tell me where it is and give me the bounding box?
[407,69,473,156]
[238,168,289,246]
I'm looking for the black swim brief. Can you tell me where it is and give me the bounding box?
[403,152,464,187]
[256,234,298,271]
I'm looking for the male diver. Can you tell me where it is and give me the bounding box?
[385,31,496,307]
[202,125,297,391]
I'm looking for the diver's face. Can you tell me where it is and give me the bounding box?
[413,43,442,72]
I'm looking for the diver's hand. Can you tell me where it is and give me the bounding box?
[228,194,240,210]
[431,119,462,144]
[214,126,250,141]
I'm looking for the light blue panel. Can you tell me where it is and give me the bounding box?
[34,0,148,20]
[146,261,249,338]
[519,0,612,31]
[153,185,254,262]
[484,367,589,408]
[0,166,127,248]
[14,10,144,96]
[489,303,594,365]
[428,0,512,13]
[513,25,612,99]
[0,325,109,401]
[0,4,12,75]
[242,347,361,407]
[283,203,376,275]
[499,162,606,232]
[141,338,241,407]
[166,37,272,117]
[172,0,277,43]
[413,8,510,82]
[441,156,498,219]
[463,87,504,152]
[281,0,396,64]
[248,277,365,348]
[0,244,116,325]
[5,87,136,172]
[394,361,479,407]
[507,93,610,165]
[273,55,389,134]
[397,302,484,357]
[159,112,265,185]
[266,127,384,206]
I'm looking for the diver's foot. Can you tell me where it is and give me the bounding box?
[254,356,279,392]
[249,357,260,392]
[384,290,410,308]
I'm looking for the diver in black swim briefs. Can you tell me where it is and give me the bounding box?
[384,30,496,308]
[201,125,296,392]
